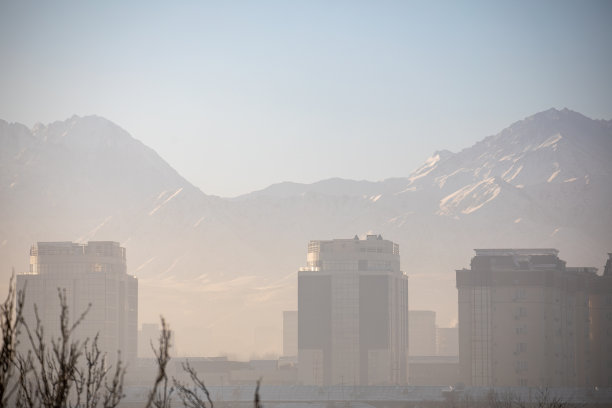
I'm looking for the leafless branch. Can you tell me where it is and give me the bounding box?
[254,378,263,408]
[15,286,125,408]
[0,271,24,407]
[102,351,126,408]
[173,360,213,408]
[145,316,173,408]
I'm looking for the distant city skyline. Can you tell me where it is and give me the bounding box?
[1,1,611,197]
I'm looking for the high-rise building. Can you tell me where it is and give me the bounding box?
[17,241,138,363]
[298,234,408,386]
[408,310,436,356]
[456,248,595,387]
[436,326,459,357]
[282,311,298,358]
[587,253,612,387]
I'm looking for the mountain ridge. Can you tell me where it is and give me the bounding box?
[3,108,609,199]
[234,108,611,201]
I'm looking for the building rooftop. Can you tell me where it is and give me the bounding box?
[473,248,559,257]
[31,241,125,258]
[308,235,399,255]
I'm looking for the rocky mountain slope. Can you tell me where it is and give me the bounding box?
[1,108,610,357]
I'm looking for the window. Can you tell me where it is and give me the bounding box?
[515,307,527,319]
[514,288,527,301]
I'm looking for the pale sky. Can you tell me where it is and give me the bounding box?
[1,1,611,197]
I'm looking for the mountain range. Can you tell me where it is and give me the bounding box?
[1,108,611,357]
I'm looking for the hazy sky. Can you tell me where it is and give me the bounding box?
[1,1,611,197]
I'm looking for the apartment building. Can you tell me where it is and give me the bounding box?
[457,248,595,387]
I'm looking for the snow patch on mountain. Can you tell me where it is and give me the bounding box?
[134,256,157,274]
[547,169,561,183]
[386,213,413,227]
[77,215,113,242]
[193,216,206,227]
[435,168,469,188]
[149,187,183,215]
[502,164,523,182]
[397,186,417,193]
[409,152,443,184]
[534,133,563,151]
[437,177,501,216]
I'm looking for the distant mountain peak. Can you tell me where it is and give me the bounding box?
[433,149,453,160]
[521,107,594,125]
[403,107,612,198]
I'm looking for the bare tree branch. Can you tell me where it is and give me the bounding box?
[15,286,125,408]
[145,316,173,408]
[0,271,24,407]
[254,378,263,408]
[173,361,213,408]
[102,351,126,408]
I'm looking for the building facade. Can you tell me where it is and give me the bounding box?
[298,235,408,386]
[407,355,460,386]
[408,310,437,356]
[587,253,612,387]
[282,311,298,358]
[436,326,459,357]
[456,248,608,388]
[17,241,138,363]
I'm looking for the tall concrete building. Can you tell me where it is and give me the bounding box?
[587,253,612,387]
[18,241,138,363]
[456,248,597,387]
[282,311,298,358]
[436,326,459,357]
[408,310,437,356]
[298,235,408,386]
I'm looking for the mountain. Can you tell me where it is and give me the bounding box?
[1,108,610,357]
[235,178,408,200]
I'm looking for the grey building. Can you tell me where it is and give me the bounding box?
[436,326,459,357]
[18,241,138,364]
[282,310,298,358]
[587,253,612,387]
[298,235,408,385]
[456,248,598,387]
[408,310,436,356]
